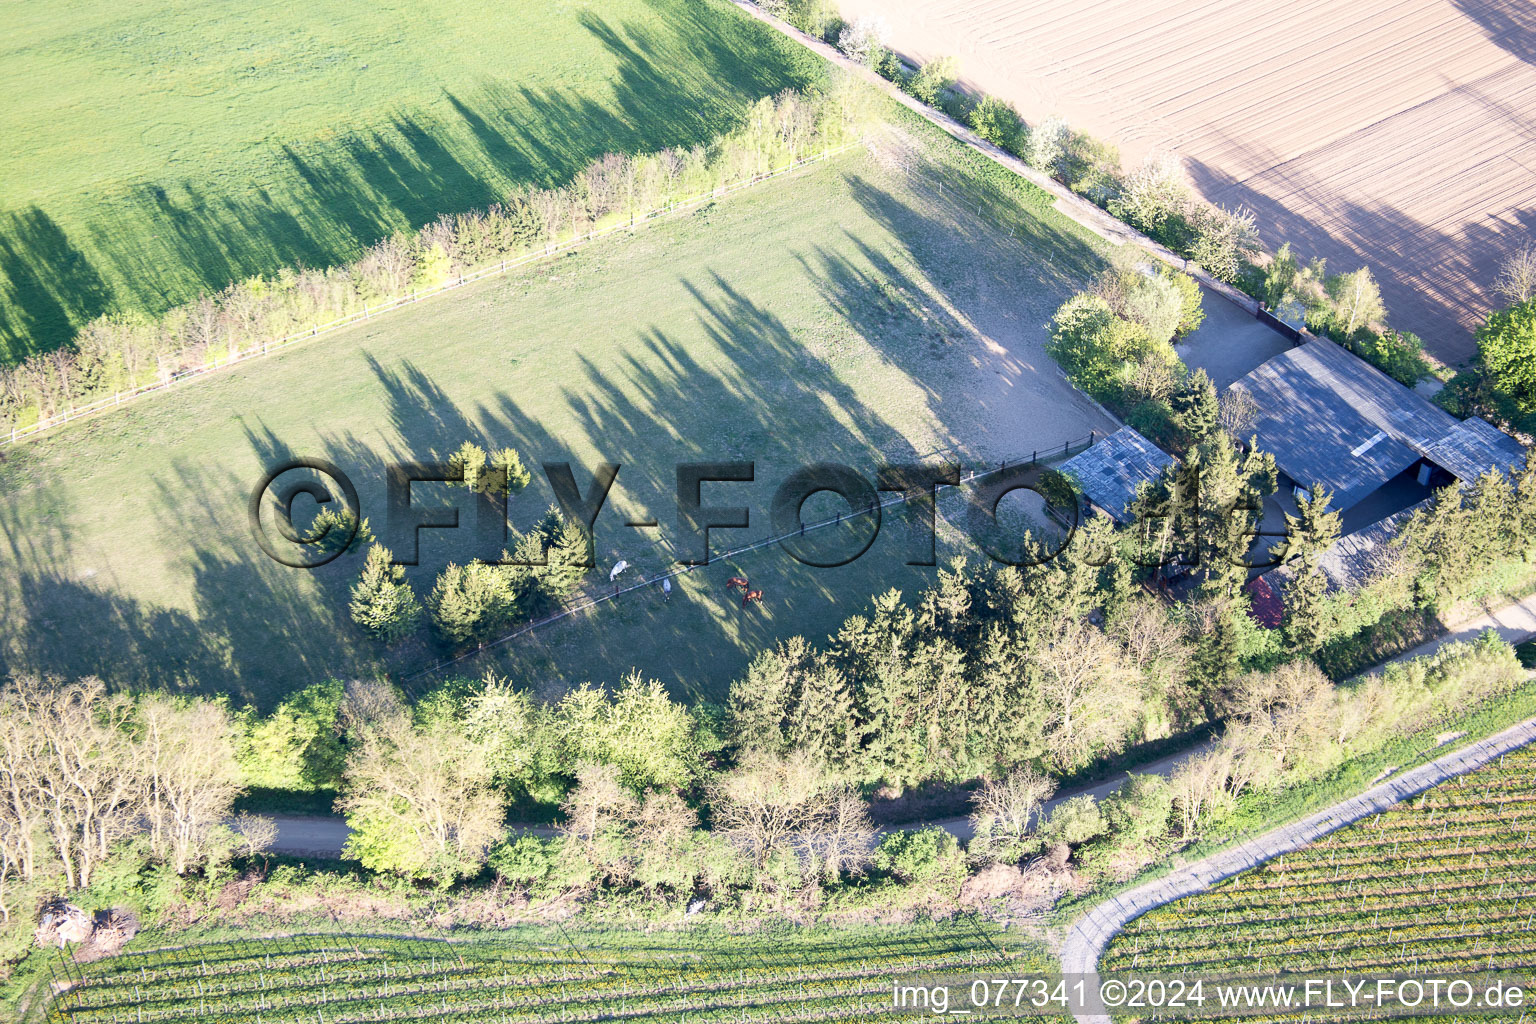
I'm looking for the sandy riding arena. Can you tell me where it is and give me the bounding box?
[839,0,1536,364]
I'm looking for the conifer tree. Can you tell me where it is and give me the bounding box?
[349,544,421,643]
[427,560,513,645]
[1274,484,1341,655]
[536,506,593,598]
[1169,369,1220,452]
[489,447,533,495]
[1189,599,1244,714]
[448,441,488,492]
[1401,484,1475,606]
[1468,468,1517,566]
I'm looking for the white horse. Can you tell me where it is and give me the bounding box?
[609,559,630,582]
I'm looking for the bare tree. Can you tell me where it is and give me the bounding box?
[628,789,697,892]
[1169,747,1233,839]
[710,750,828,868]
[968,766,1056,858]
[232,812,278,858]
[1223,661,1335,787]
[806,785,876,880]
[560,762,637,848]
[1030,619,1138,771]
[138,695,244,874]
[0,710,45,894]
[1495,241,1536,307]
[3,678,141,891]
[1218,387,1259,439]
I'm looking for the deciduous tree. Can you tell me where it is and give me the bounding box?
[338,685,502,884]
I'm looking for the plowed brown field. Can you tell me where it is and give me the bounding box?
[839,0,1536,363]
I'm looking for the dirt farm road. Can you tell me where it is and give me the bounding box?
[265,590,1536,859]
[836,0,1536,364]
[264,592,1536,865]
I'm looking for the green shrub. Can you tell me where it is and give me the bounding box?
[488,834,555,886]
[1351,329,1430,385]
[783,0,840,41]
[1038,795,1106,847]
[1165,269,1205,337]
[236,680,348,791]
[966,95,1024,155]
[1046,293,1156,402]
[873,827,961,883]
[1062,130,1122,204]
[1124,398,1179,451]
[1477,297,1536,415]
[902,56,958,106]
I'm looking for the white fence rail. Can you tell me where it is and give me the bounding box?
[3,143,858,450]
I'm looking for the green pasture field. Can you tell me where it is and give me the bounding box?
[0,133,1114,709]
[0,0,821,360]
[37,917,1056,1024]
[1102,742,1536,988]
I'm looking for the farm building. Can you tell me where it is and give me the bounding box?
[1266,495,1432,605]
[1059,426,1177,524]
[1228,338,1525,534]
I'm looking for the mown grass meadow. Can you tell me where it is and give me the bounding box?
[0,0,821,359]
[0,136,1112,708]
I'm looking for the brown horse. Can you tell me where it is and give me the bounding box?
[726,576,750,592]
[742,588,764,608]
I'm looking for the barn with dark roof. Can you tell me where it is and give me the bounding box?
[1228,338,1526,528]
[1059,426,1177,524]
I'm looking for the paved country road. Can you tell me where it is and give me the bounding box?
[1058,716,1536,1024]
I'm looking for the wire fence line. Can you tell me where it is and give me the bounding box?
[401,431,1101,685]
[2,143,860,451]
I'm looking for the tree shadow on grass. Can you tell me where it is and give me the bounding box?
[0,3,821,360]
[0,150,1111,706]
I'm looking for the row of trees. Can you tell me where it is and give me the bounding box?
[790,21,1444,391]
[0,83,871,434]
[4,464,1529,937]
[348,439,592,647]
[243,624,1527,898]
[1252,245,1430,386]
[0,680,265,931]
[1169,633,1524,841]
[1465,241,1536,433]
